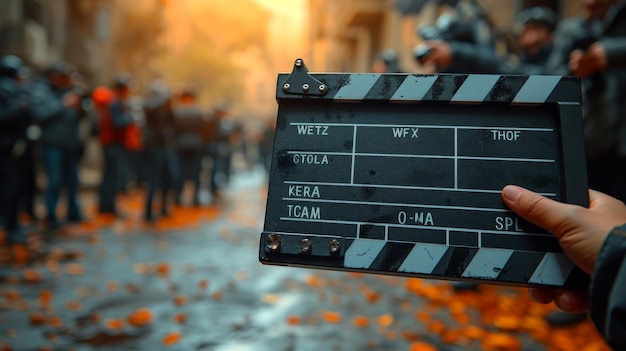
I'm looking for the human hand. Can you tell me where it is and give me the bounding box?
[501,185,626,312]
[418,40,453,72]
[569,42,608,79]
[63,92,81,109]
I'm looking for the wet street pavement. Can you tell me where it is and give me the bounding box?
[0,167,611,351]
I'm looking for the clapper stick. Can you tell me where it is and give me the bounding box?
[260,59,589,290]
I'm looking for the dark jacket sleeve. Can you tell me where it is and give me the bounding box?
[590,224,626,350]
[0,81,26,126]
[30,82,64,124]
[601,38,626,68]
[110,101,132,128]
[448,42,533,74]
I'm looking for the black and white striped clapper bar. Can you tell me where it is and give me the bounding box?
[260,58,589,290]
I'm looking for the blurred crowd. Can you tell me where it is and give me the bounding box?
[374,0,626,207]
[0,56,274,248]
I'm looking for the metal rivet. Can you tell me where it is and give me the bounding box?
[302,84,310,92]
[318,84,327,93]
[329,239,340,253]
[295,59,303,67]
[297,238,312,253]
[265,234,281,251]
[282,83,291,92]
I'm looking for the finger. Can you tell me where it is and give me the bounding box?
[529,288,555,304]
[554,290,589,313]
[502,185,575,233]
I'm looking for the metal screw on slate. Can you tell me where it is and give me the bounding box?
[282,83,291,92]
[318,84,327,93]
[329,239,340,253]
[295,59,303,67]
[302,84,310,93]
[298,238,312,253]
[265,234,281,251]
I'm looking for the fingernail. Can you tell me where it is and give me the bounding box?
[502,185,524,202]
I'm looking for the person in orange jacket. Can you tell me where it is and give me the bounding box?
[97,75,134,215]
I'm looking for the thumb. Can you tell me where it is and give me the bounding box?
[501,185,575,235]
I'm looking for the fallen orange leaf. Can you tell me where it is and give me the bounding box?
[441,329,461,344]
[492,314,522,331]
[22,268,41,283]
[4,291,21,301]
[402,330,421,342]
[162,331,182,346]
[66,300,82,312]
[409,341,438,351]
[377,314,394,328]
[481,332,522,351]
[28,313,46,326]
[127,307,154,327]
[107,281,118,292]
[305,275,323,288]
[287,315,301,326]
[321,310,342,324]
[364,290,380,303]
[173,295,188,306]
[104,318,125,330]
[461,325,485,340]
[405,278,423,293]
[173,313,187,324]
[198,279,209,290]
[65,263,85,275]
[352,316,369,328]
[415,311,431,323]
[212,291,223,301]
[155,263,170,278]
[48,316,63,328]
[39,290,52,307]
[427,320,446,335]
[133,263,151,275]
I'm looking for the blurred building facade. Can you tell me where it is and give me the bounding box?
[307,0,580,73]
[0,0,117,84]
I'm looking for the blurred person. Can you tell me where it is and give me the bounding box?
[30,63,85,231]
[0,55,31,246]
[501,184,626,350]
[545,0,626,204]
[371,49,404,73]
[416,6,557,74]
[142,80,178,221]
[173,86,205,206]
[98,75,134,216]
[206,105,235,202]
[414,0,496,73]
[259,118,275,173]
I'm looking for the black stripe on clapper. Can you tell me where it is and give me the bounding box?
[545,77,578,103]
[431,247,478,277]
[422,74,468,101]
[317,74,352,99]
[487,75,529,103]
[562,268,590,290]
[363,75,408,100]
[368,242,415,272]
[497,251,545,284]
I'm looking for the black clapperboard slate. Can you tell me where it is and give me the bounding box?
[260,59,589,289]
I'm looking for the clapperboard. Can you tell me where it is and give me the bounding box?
[260,59,589,289]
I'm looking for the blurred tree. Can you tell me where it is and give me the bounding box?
[155,0,270,107]
[112,0,167,86]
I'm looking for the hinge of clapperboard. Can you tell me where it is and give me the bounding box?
[280,58,328,96]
